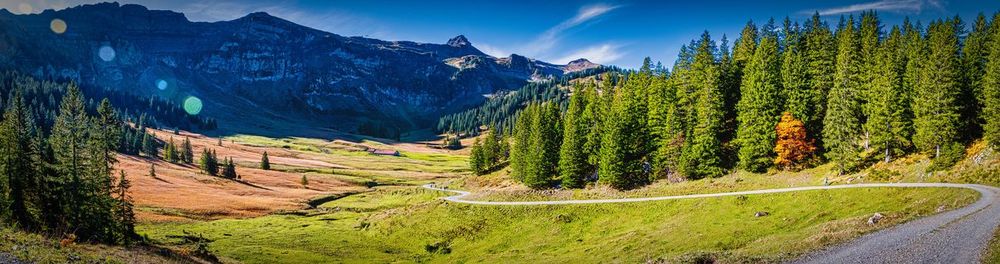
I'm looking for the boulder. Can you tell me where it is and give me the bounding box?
[754,211,770,217]
[868,213,884,225]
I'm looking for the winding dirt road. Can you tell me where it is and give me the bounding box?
[423,183,1000,263]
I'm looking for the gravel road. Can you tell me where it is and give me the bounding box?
[423,183,1000,263]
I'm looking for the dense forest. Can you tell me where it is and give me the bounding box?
[470,11,1000,190]
[436,67,621,136]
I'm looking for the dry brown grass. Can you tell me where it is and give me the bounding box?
[120,129,366,223]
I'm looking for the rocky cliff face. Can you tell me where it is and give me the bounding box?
[0,2,599,130]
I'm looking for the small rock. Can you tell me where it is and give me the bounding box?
[754,211,770,217]
[936,205,946,213]
[868,213,884,225]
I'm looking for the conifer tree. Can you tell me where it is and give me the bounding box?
[805,13,837,147]
[782,22,812,131]
[141,132,157,159]
[260,151,271,170]
[963,13,991,138]
[1,93,40,229]
[182,137,193,164]
[469,137,485,175]
[679,32,725,179]
[510,105,536,183]
[858,12,883,144]
[599,62,654,189]
[114,170,135,244]
[865,26,911,162]
[913,20,962,159]
[149,164,156,178]
[164,137,178,163]
[736,32,782,172]
[824,16,863,173]
[222,157,237,179]
[559,84,593,188]
[984,13,1000,149]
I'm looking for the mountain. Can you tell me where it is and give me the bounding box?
[0,2,600,134]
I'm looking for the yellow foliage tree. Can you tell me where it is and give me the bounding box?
[774,112,816,170]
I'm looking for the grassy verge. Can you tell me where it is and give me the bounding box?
[138,186,976,263]
[986,228,1000,264]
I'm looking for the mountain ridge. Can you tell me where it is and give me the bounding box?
[0,2,600,134]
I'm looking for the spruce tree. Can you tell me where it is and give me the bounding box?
[141,132,157,159]
[260,151,271,170]
[114,170,135,244]
[679,32,725,179]
[736,32,782,172]
[222,157,237,179]
[984,13,1000,149]
[823,16,863,174]
[164,137,178,163]
[858,12,883,146]
[559,84,593,188]
[963,13,991,138]
[782,22,812,132]
[469,137,485,175]
[509,105,536,183]
[913,20,962,159]
[805,13,837,148]
[865,26,911,162]
[0,93,40,229]
[182,137,194,164]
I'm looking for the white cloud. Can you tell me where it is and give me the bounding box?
[522,3,620,56]
[805,0,945,16]
[552,44,624,64]
[476,43,510,58]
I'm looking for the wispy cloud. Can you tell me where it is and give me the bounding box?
[476,43,510,58]
[804,0,945,16]
[552,44,625,64]
[523,3,621,56]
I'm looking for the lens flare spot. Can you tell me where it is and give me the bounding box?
[98,46,115,62]
[156,79,168,90]
[50,19,66,34]
[17,3,33,14]
[183,96,203,115]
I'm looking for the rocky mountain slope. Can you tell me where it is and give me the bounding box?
[0,2,599,132]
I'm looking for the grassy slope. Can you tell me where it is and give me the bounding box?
[138,186,977,263]
[0,227,187,264]
[987,227,1000,264]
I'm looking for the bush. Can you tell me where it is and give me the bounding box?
[929,142,965,171]
[866,168,902,182]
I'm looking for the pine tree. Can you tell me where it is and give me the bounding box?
[599,62,654,189]
[913,19,962,159]
[984,13,1000,149]
[782,22,813,133]
[141,132,157,159]
[222,157,237,179]
[469,137,485,175]
[510,104,536,183]
[260,151,271,170]
[865,26,911,162]
[736,32,782,172]
[963,13,991,138]
[774,112,816,170]
[858,12,883,148]
[0,92,40,229]
[149,164,156,178]
[526,102,561,188]
[679,32,725,179]
[823,16,863,174]
[301,175,308,187]
[164,137,178,163]
[114,170,135,244]
[805,13,837,148]
[200,148,218,176]
[182,137,193,164]
[559,84,593,188]
[49,84,92,233]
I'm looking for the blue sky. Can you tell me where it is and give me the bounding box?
[4,0,999,69]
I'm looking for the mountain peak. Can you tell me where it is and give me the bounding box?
[447,35,470,47]
[243,11,275,19]
[567,58,593,65]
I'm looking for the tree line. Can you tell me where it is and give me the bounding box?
[472,11,1000,190]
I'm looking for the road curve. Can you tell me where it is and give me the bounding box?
[422,183,1000,263]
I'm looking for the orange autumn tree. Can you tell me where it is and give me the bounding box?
[774,112,816,170]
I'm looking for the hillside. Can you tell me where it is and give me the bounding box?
[0,2,600,134]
